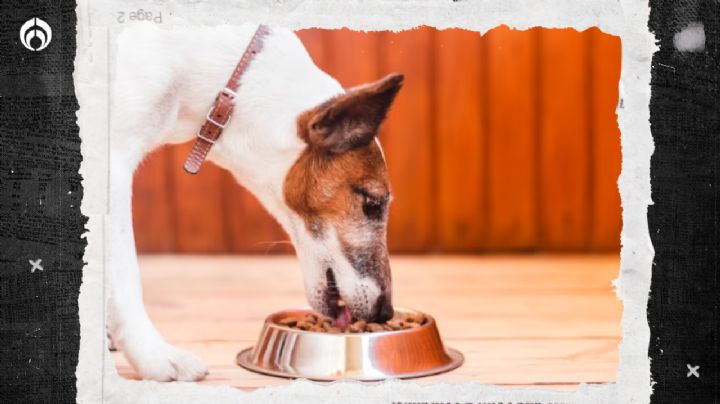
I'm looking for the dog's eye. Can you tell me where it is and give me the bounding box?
[352,186,388,221]
[362,197,385,221]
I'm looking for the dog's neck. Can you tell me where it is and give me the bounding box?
[204,27,343,236]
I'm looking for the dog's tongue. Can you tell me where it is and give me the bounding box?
[334,306,352,331]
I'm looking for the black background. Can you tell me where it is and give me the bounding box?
[0,0,718,403]
[0,1,85,403]
[648,0,719,403]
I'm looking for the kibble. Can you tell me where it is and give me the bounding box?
[278,311,428,333]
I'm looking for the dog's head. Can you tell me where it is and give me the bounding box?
[283,73,403,324]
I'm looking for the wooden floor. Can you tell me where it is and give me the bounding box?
[112,254,622,390]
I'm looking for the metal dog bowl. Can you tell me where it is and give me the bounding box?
[236,308,463,381]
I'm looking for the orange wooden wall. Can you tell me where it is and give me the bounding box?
[131,26,622,254]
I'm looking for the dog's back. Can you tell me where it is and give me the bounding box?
[112,24,342,154]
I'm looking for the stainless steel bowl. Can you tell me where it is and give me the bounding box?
[237,308,463,381]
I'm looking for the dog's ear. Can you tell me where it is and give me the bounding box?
[298,73,404,154]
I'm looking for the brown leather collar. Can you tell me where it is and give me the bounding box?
[183,24,271,174]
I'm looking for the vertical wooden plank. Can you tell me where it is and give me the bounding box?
[132,147,175,253]
[295,29,330,73]
[170,143,227,253]
[485,27,539,251]
[324,28,380,87]
[538,29,592,251]
[589,29,622,251]
[434,28,485,252]
[380,27,435,252]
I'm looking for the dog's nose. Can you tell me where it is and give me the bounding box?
[372,293,394,323]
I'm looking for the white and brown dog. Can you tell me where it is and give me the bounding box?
[109,24,403,381]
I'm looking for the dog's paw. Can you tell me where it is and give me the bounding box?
[130,343,209,382]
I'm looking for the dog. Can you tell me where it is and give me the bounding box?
[109,24,403,381]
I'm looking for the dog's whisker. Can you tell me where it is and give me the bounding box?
[253,240,293,254]
[255,240,293,246]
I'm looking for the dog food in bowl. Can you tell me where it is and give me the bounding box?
[277,310,428,333]
[237,307,464,381]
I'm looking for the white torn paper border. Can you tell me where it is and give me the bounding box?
[75,0,656,402]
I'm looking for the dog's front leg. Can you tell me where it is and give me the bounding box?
[107,153,208,382]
